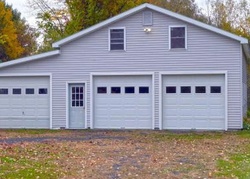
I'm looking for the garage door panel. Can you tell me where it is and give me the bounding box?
[11,110,23,116]
[11,98,23,103]
[209,100,224,106]
[194,109,208,116]
[0,119,49,129]
[166,118,193,129]
[164,109,179,116]
[209,108,224,116]
[163,74,225,130]
[94,75,152,129]
[0,76,50,129]
[179,100,193,105]
[25,109,36,116]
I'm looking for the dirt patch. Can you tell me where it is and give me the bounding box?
[0,130,248,179]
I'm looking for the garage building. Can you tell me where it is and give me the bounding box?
[0,3,249,130]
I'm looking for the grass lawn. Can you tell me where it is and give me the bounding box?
[0,130,250,178]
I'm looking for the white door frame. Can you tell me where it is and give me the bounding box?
[90,72,155,129]
[0,73,52,129]
[66,81,87,129]
[159,71,228,131]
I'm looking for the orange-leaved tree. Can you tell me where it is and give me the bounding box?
[0,0,24,61]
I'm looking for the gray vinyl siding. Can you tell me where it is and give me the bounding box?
[0,8,243,129]
[242,52,248,117]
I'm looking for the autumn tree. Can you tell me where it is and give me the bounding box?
[0,0,24,61]
[0,0,38,62]
[206,0,250,39]
[11,8,38,57]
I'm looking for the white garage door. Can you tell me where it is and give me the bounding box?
[162,74,225,130]
[94,75,152,129]
[0,76,50,128]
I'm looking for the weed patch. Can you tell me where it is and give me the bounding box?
[216,145,250,178]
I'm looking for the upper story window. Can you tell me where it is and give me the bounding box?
[109,28,126,51]
[170,26,187,49]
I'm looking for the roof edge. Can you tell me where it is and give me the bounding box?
[0,50,60,69]
[145,4,248,44]
[53,3,248,48]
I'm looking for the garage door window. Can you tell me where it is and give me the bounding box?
[195,86,206,93]
[125,87,134,94]
[181,86,191,93]
[13,88,21,94]
[97,87,107,94]
[39,88,48,94]
[26,88,34,94]
[166,86,176,93]
[0,88,8,94]
[111,87,121,94]
[211,86,221,93]
[139,87,149,93]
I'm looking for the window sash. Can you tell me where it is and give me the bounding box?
[110,28,125,50]
[170,27,186,49]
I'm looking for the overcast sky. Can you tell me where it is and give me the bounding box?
[5,0,206,27]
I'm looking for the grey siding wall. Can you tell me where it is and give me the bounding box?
[242,52,248,117]
[0,8,243,129]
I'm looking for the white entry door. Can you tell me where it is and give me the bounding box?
[69,84,85,129]
[162,74,225,130]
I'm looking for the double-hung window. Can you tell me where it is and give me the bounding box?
[170,26,187,49]
[109,28,125,51]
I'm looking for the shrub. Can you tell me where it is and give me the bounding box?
[243,118,250,130]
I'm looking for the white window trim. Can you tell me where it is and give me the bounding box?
[169,25,187,50]
[109,27,126,51]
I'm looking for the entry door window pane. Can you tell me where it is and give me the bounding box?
[195,86,206,93]
[125,87,135,94]
[72,86,84,107]
[111,87,121,94]
[211,86,221,93]
[181,86,191,93]
[0,88,8,94]
[166,86,176,93]
[13,88,21,94]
